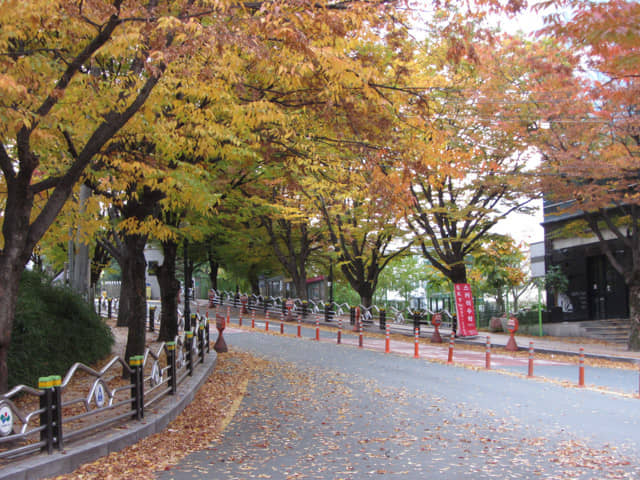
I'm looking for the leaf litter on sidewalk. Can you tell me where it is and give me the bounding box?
[48,346,639,480]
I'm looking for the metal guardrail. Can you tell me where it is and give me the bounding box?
[207,289,455,333]
[0,316,211,462]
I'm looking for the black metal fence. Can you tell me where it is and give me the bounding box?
[0,315,210,462]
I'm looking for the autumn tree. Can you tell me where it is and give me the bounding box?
[530,0,640,348]
[392,28,540,287]
[311,152,413,308]
[470,235,531,312]
[0,1,201,391]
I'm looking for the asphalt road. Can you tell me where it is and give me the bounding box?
[156,329,640,479]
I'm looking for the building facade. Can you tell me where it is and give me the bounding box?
[543,200,629,321]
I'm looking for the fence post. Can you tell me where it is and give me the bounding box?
[379,308,386,330]
[302,300,308,319]
[185,331,194,376]
[38,376,54,454]
[51,375,63,451]
[350,306,355,326]
[149,306,156,332]
[206,317,211,353]
[167,342,177,394]
[198,322,205,364]
[412,311,421,335]
[108,298,113,319]
[129,356,144,421]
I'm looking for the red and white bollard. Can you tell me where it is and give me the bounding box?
[385,324,390,354]
[578,347,585,387]
[280,310,285,334]
[414,328,419,358]
[337,318,342,344]
[358,323,363,348]
[297,314,301,338]
[485,336,491,369]
[528,342,535,377]
[226,306,230,326]
[315,316,320,341]
[238,308,243,327]
[265,311,270,332]
[251,309,255,329]
[447,335,454,364]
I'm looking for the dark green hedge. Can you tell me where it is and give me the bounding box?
[8,270,114,388]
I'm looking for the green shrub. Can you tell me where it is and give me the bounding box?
[8,270,114,388]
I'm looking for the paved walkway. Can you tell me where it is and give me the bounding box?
[156,329,640,480]
[222,311,640,396]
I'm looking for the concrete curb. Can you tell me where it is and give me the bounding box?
[315,318,640,364]
[1,352,217,480]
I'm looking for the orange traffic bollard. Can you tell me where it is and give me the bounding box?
[414,328,419,358]
[447,335,454,364]
[485,336,491,369]
[251,309,255,328]
[528,342,534,377]
[358,323,363,348]
[578,347,585,387]
[385,324,390,354]
[297,314,301,338]
[265,311,270,332]
[337,318,342,344]
[315,317,320,341]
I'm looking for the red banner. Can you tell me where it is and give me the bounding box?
[454,283,478,337]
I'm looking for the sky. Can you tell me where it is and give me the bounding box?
[493,198,545,245]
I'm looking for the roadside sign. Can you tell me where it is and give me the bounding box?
[454,283,478,337]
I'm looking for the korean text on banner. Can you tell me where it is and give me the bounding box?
[454,283,478,337]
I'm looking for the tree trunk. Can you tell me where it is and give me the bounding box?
[120,233,149,373]
[0,260,22,393]
[360,293,373,308]
[90,243,111,291]
[0,197,34,392]
[448,263,468,285]
[495,292,505,314]
[157,240,180,342]
[116,285,131,327]
[248,266,260,295]
[628,283,640,351]
[294,275,308,300]
[208,254,219,291]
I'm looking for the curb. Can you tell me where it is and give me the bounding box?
[1,352,217,480]
[313,318,640,365]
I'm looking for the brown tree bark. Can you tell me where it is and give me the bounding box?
[157,239,181,342]
[120,234,149,371]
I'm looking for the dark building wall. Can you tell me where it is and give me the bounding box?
[545,233,629,321]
